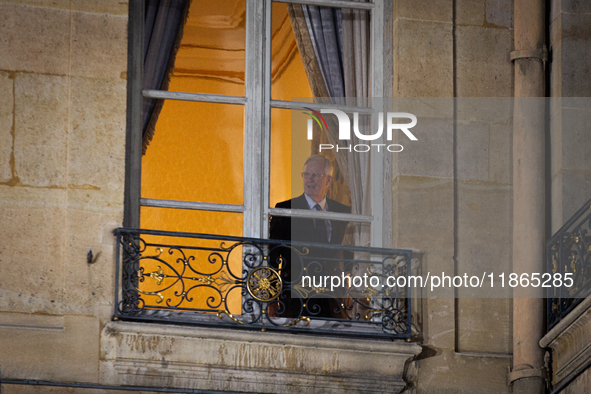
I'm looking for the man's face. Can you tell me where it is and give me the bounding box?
[303,159,332,203]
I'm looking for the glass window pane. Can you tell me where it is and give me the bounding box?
[270,108,296,207]
[142,101,244,205]
[270,108,351,208]
[271,2,314,101]
[141,207,242,236]
[167,0,246,96]
[271,3,371,101]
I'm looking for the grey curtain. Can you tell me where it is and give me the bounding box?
[288,2,371,248]
[301,6,345,99]
[142,0,191,154]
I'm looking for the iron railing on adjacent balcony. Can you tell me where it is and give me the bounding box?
[547,198,591,331]
[113,228,412,338]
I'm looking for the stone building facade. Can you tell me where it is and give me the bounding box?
[1,0,590,393]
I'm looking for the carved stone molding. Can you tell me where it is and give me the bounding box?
[100,321,422,393]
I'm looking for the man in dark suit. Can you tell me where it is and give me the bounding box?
[269,155,350,318]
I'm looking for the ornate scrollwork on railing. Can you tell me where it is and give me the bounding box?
[547,199,591,331]
[114,228,412,338]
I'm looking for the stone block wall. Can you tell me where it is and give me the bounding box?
[0,2,422,393]
[550,0,591,232]
[2,0,590,392]
[0,0,128,384]
[393,0,514,392]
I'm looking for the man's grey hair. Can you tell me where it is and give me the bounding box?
[303,155,333,176]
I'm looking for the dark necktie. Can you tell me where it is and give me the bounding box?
[314,203,329,243]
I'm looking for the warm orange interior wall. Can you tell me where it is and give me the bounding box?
[141,81,244,206]
[141,0,247,238]
[140,78,245,314]
[270,2,313,205]
[142,2,314,229]
[139,1,313,314]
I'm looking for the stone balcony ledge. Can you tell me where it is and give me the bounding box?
[100,321,422,393]
[540,296,591,387]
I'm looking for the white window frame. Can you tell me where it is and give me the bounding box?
[124,0,392,248]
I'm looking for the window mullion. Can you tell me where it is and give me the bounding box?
[142,90,247,105]
[124,0,144,228]
[270,99,374,114]
[261,0,273,239]
[272,0,374,10]
[269,208,373,223]
[370,0,386,248]
[141,198,245,213]
[381,0,394,250]
[243,0,267,238]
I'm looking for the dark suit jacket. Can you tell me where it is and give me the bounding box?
[269,194,350,245]
[268,194,351,318]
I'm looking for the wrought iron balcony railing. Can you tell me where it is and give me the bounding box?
[114,228,412,338]
[547,199,591,331]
